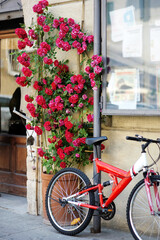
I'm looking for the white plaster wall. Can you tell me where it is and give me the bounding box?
[21,0,94,217]
[21,0,160,231]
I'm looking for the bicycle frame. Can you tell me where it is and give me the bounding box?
[65,160,132,210]
[145,170,160,214]
[95,158,132,208]
[65,151,159,212]
[65,153,146,210]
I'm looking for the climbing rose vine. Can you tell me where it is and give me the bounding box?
[15,0,103,174]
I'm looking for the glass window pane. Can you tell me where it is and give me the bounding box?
[0,38,21,133]
[103,0,160,115]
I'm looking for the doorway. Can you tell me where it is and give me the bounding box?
[0,32,27,197]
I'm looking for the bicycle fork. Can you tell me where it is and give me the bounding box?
[144,170,160,215]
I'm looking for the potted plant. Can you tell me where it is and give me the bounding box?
[14,0,103,221]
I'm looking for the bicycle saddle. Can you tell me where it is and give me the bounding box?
[86,136,108,145]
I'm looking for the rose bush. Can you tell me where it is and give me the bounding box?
[15,0,103,174]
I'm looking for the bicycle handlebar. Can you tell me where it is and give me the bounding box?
[126,135,160,144]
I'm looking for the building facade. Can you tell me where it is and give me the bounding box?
[1,0,159,231]
[0,0,27,197]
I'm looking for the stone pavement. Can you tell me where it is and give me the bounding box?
[0,193,133,240]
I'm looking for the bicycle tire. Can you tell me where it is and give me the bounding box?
[45,168,95,235]
[127,175,160,240]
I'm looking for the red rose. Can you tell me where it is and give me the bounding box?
[54,60,59,67]
[74,85,81,93]
[60,64,69,72]
[54,76,62,84]
[65,130,74,143]
[28,29,38,40]
[17,53,30,67]
[61,41,71,52]
[40,42,51,51]
[80,137,86,144]
[27,103,38,118]
[36,95,46,106]
[55,139,63,149]
[26,103,36,113]
[43,25,50,32]
[39,0,49,8]
[72,40,81,48]
[45,88,53,95]
[60,23,69,33]
[87,114,93,122]
[16,76,28,87]
[33,4,43,14]
[24,38,33,47]
[89,73,95,80]
[101,144,105,150]
[15,28,27,39]
[65,84,73,93]
[22,67,32,77]
[87,35,94,43]
[57,103,64,111]
[37,15,46,26]
[25,95,33,102]
[77,47,84,55]
[67,18,75,26]
[18,40,26,50]
[51,82,57,90]
[64,117,73,129]
[72,138,81,147]
[25,124,34,130]
[64,146,75,155]
[33,81,43,91]
[85,66,91,74]
[48,136,56,143]
[37,47,48,57]
[44,121,52,131]
[53,19,60,28]
[65,121,73,129]
[70,75,77,84]
[69,94,79,104]
[57,148,63,155]
[60,161,66,168]
[59,153,65,160]
[88,97,93,105]
[34,126,43,135]
[43,57,53,65]
[38,148,45,157]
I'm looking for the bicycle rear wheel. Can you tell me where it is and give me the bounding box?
[45,168,95,235]
[127,175,160,240]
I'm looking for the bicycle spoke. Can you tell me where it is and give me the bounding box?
[127,176,160,240]
[45,169,94,235]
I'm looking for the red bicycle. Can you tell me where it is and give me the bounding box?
[45,135,160,240]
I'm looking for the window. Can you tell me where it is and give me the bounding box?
[102,0,160,115]
[0,36,26,135]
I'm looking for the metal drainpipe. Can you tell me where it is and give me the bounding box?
[92,0,101,234]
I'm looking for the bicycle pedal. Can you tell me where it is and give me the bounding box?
[98,207,113,212]
[71,218,80,225]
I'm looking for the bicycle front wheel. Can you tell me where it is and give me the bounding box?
[45,168,95,235]
[127,175,160,240]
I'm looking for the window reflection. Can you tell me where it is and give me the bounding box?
[0,38,25,134]
[106,0,160,113]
